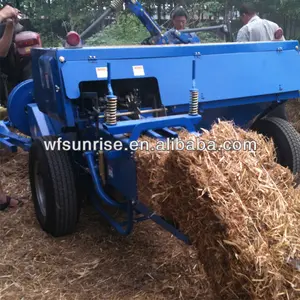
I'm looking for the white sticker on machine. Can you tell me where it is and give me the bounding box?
[96,67,107,78]
[132,65,145,76]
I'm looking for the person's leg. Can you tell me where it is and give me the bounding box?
[0,179,21,210]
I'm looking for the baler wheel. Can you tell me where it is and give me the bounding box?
[251,117,300,175]
[28,136,79,237]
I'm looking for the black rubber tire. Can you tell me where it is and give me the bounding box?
[251,117,300,174]
[29,136,79,237]
[267,103,287,120]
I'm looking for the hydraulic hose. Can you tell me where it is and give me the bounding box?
[80,0,124,41]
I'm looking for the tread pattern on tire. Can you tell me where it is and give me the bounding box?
[30,136,78,236]
[252,117,300,174]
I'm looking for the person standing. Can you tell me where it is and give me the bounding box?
[0,4,23,211]
[164,7,200,44]
[237,3,284,42]
[0,4,20,56]
[236,3,287,120]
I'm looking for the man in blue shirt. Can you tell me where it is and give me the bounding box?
[164,7,200,44]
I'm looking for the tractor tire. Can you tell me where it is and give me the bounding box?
[29,136,79,237]
[251,117,300,175]
[267,103,287,120]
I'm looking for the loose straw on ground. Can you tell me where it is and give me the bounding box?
[0,147,214,300]
[135,120,300,300]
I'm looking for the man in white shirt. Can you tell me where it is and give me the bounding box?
[235,3,287,120]
[237,3,284,42]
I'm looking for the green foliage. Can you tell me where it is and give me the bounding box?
[13,0,300,46]
[85,12,222,46]
[42,35,61,48]
[86,12,149,46]
[202,1,224,17]
[198,32,224,43]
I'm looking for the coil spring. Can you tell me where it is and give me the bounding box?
[105,96,117,125]
[189,89,199,115]
[110,0,123,10]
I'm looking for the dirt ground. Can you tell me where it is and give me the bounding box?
[0,99,299,300]
[0,149,214,300]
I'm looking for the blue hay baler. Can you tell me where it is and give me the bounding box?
[1,1,300,241]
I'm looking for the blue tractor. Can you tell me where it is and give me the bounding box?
[1,0,300,243]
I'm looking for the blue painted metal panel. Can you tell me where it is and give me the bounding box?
[3,41,298,241]
[30,50,76,127]
[0,121,31,151]
[103,114,201,137]
[0,137,18,152]
[50,40,299,60]
[56,42,300,109]
[105,153,137,202]
[27,104,57,138]
[35,55,65,120]
[7,79,34,136]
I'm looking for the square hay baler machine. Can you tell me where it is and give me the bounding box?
[1,0,300,242]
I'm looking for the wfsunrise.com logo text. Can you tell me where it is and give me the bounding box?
[42,137,257,152]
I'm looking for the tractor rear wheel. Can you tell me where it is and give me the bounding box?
[251,117,300,175]
[29,136,79,237]
[266,103,287,120]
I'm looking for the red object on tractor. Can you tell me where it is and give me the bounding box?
[15,31,42,57]
[66,31,81,47]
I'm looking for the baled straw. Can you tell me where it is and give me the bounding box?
[135,120,300,299]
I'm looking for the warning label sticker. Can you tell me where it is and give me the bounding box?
[96,67,107,78]
[132,65,145,76]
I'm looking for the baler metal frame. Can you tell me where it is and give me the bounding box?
[2,40,300,242]
[1,0,300,241]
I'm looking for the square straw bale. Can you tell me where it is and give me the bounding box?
[135,120,300,300]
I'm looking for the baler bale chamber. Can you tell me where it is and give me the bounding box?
[1,40,300,240]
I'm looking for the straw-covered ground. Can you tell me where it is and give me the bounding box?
[0,149,214,299]
[1,100,300,299]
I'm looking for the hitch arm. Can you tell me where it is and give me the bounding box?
[124,0,163,37]
[179,24,228,34]
[80,0,165,42]
[80,7,114,41]
[177,24,232,42]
